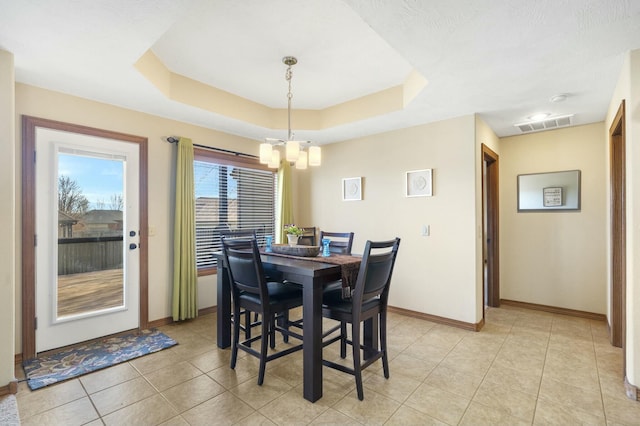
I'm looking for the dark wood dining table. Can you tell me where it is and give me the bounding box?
[215,251,375,403]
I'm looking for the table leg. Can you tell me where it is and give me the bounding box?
[216,266,231,348]
[302,277,323,402]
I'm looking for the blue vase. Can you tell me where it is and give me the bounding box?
[321,238,331,257]
[265,235,273,252]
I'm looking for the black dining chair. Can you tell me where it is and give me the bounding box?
[222,237,304,385]
[297,226,317,246]
[219,230,262,340]
[321,238,401,400]
[318,231,355,296]
[219,230,287,343]
[319,231,354,254]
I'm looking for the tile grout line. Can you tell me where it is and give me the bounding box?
[392,321,453,424]
[326,314,434,425]
[455,307,521,425]
[590,319,608,425]
[77,378,103,424]
[372,315,432,425]
[530,312,553,425]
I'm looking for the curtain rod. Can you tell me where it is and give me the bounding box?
[166,136,258,159]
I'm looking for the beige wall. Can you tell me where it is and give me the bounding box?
[0,50,16,387]
[499,123,607,313]
[606,48,640,389]
[13,84,261,351]
[299,115,483,324]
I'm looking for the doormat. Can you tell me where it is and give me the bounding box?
[22,329,177,390]
[0,395,20,426]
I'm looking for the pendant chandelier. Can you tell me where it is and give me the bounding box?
[259,56,321,169]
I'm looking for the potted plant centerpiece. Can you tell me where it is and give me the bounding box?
[284,225,304,246]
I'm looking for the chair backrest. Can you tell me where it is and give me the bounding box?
[298,226,317,246]
[219,229,259,250]
[319,231,354,254]
[351,238,401,306]
[220,229,257,240]
[221,236,268,304]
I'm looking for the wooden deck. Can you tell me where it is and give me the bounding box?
[57,269,124,318]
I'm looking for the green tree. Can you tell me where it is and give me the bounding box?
[58,175,89,216]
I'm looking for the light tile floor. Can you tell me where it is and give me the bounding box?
[14,305,640,425]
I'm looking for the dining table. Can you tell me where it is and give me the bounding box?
[215,250,375,403]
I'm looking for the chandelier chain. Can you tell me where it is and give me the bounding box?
[259,55,319,169]
[286,63,294,140]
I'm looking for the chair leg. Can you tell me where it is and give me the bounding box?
[230,306,241,370]
[352,321,364,400]
[269,314,276,349]
[281,310,290,343]
[244,310,252,347]
[380,312,389,379]
[258,316,269,385]
[340,321,347,358]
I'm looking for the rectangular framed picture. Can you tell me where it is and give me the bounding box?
[517,170,580,211]
[405,169,432,197]
[342,177,362,201]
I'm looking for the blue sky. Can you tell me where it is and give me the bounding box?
[194,160,237,199]
[58,156,240,208]
[58,154,123,209]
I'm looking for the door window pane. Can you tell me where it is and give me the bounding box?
[56,152,125,319]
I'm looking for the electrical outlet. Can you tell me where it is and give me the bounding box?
[422,224,430,236]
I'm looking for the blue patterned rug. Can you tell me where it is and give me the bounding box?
[23,329,177,390]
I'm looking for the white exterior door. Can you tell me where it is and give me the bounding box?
[35,127,140,352]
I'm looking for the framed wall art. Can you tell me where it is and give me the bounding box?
[517,170,581,212]
[405,169,432,197]
[543,187,563,207]
[342,177,362,201]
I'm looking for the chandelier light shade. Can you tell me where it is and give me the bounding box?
[285,140,300,162]
[308,145,321,167]
[295,150,308,169]
[263,56,321,169]
[259,142,272,164]
[268,149,281,169]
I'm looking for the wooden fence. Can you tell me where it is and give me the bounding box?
[58,236,123,275]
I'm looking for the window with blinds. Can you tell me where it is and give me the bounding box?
[193,149,276,272]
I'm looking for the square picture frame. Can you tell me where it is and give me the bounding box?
[405,169,432,197]
[543,187,563,207]
[342,177,362,201]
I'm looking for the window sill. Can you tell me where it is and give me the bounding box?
[198,267,217,277]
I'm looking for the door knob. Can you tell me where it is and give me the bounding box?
[129,243,137,250]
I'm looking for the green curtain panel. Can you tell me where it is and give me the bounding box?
[172,137,198,321]
[276,160,294,244]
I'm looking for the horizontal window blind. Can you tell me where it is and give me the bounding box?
[194,151,276,270]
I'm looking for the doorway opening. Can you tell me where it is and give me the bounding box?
[609,101,626,374]
[22,116,149,359]
[482,144,500,315]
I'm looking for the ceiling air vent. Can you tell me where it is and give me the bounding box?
[515,114,574,133]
